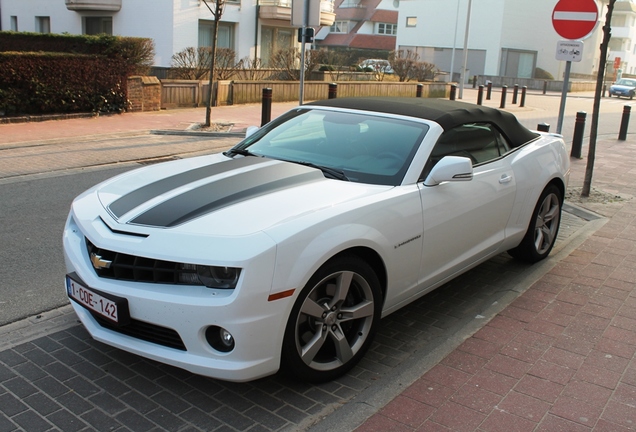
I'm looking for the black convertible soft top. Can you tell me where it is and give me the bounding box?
[307,97,539,148]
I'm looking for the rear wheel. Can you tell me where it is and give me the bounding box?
[281,255,382,382]
[508,184,562,263]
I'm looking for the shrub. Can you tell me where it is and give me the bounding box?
[0,52,128,115]
[535,67,554,80]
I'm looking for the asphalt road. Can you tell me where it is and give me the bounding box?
[0,133,239,327]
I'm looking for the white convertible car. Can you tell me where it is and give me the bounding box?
[63,98,569,382]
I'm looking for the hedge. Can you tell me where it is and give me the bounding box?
[0,32,154,115]
[0,52,129,115]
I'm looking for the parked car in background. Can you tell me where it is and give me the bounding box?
[359,59,394,74]
[609,78,636,99]
[64,98,569,383]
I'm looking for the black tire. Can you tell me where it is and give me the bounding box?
[281,255,382,382]
[508,184,562,263]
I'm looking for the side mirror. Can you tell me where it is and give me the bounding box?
[245,126,259,138]
[424,156,473,186]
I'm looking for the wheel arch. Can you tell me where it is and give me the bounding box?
[326,246,388,305]
[547,177,566,203]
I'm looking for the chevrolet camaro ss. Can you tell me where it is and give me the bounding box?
[63,98,570,382]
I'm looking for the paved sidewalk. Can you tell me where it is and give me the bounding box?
[352,141,636,429]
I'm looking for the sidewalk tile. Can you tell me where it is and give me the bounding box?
[514,375,564,403]
[449,384,502,414]
[497,391,550,422]
[480,409,537,432]
[377,395,434,428]
[535,414,591,432]
[550,396,602,427]
[429,401,486,432]
[401,378,455,408]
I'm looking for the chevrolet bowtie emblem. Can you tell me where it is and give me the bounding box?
[90,253,112,270]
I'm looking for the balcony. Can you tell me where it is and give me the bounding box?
[65,0,121,12]
[259,0,336,26]
[611,26,633,40]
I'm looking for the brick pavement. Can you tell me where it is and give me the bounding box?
[352,137,636,430]
[1,91,635,431]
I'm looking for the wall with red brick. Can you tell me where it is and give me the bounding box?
[127,76,161,112]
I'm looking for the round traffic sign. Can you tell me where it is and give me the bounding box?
[552,0,598,40]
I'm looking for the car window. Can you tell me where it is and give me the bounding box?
[420,123,510,181]
[237,109,429,186]
[617,79,636,86]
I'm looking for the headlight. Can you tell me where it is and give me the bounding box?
[178,264,241,289]
[196,265,241,289]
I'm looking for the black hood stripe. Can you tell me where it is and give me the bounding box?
[109,157,267,218]
[129,162,323,228]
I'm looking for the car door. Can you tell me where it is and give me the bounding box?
[417,123,517,288]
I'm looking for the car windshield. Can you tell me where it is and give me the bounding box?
[232,108,429,186]
[617,79,636,87]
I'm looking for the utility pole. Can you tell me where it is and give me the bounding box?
[203,0,225,127]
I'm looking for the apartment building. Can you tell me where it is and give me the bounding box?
[0,0,336,67]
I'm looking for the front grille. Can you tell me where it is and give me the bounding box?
[86,239,200,285]
[94,315,186,351]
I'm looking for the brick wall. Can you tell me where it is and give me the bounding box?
[127,76,161,112]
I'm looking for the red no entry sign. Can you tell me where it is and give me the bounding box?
[552,0,598,40]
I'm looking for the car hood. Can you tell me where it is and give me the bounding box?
[94,154,390,236]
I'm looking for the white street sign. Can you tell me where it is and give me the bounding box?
[556,40,584,62]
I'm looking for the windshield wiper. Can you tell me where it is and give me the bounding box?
[224,148,258,158]
[293,161,349,181]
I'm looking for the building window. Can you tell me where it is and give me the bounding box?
[376,23,397,35]
[406,17,417,27]
[10,16,19,31]
[260,26,294,67]
[84,17,112,35]
[35,16,51,34]
[198,21,235,50]
[330,21,349,33]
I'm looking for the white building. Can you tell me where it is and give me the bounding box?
[0,0,336,67]
[395,0,636,81]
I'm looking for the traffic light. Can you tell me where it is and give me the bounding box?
[297,27,315,43]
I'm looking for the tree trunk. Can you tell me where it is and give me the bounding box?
[582,0,615,197]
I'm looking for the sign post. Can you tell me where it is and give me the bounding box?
[292,0,320,104]
[551,0,598,134]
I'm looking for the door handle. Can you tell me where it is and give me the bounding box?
[499,174,512,184]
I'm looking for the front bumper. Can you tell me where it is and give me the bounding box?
[63,214,292,382]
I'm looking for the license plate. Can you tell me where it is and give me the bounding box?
[66,275,129,326]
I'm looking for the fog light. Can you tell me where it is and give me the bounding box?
[205,326,235,353]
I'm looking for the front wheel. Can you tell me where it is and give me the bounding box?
[281,255,382,382]
[508,184,562,263]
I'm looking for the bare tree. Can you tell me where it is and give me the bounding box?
[583,0,616,197]
[270,48,300,80]
[170,47,213,80]
[215,48,237,80]
[410,61,440,82]
[234,56,268,80]
[389,49,420,82]
[202,0,226,127]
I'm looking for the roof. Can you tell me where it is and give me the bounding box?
[307,97,539,147]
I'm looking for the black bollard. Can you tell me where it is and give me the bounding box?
[328,83,338,99]
[500,85,508,108]
[571,111,586,158]
[473,75,477,89]
[261,87,272,126]
[416,83,423,98]
[537,123,550,132]
[486,82,492,100]
[512,84,519,104]
[543,80,548,95]
[450,84,457,100]
[619,105,631,140]
[520,86,527,107]
[603,84,607,98]
[477,85,484,105]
